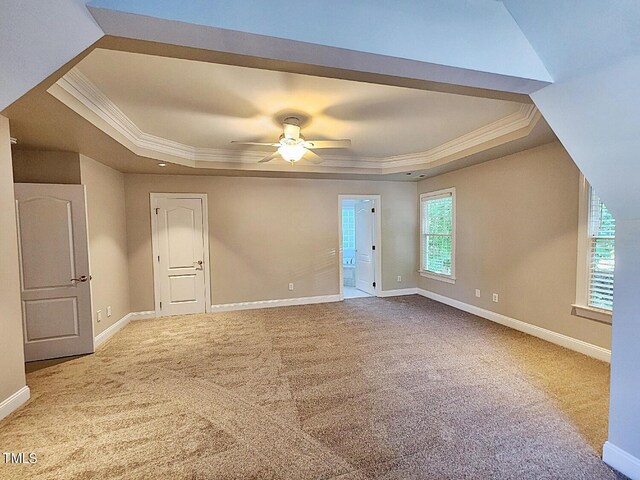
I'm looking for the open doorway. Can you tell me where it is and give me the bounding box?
[339,195,382,299]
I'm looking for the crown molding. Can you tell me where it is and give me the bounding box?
[49,69,540,172]
[380,103,538,167]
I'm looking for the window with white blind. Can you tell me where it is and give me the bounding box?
[420,188,456,283]
[587,189,615,310]
[574,176,615,322]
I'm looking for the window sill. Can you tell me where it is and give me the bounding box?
[419,271,456,284]
[571,304,612,324]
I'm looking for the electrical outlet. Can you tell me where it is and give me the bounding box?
[97,310,102,322]
[107,306,112,317]
[475,289,481,298]
[492,293,499,303]
[288,283,294,291]
[397,276,402,283]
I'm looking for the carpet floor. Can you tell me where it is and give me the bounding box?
[0,296,623,479]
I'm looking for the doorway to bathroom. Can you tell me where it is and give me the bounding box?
[338,195,382,299]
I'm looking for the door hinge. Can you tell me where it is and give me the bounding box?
[157,255,160,262]
[371,207,375,213]
[373,281,376,288]
[372,245,376,250]
[160,301,162,309]
[155,207,159,215]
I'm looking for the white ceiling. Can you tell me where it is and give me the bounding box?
[74,49,525,159]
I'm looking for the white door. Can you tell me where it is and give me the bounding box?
[153,196,208,316]
[14,184,94,361]
[355,200,375,295]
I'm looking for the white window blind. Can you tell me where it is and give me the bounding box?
[420,189,455,278]
[588,188,615,310]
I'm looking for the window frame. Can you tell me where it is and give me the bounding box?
[573,175,613,324]
[419,187,456,284]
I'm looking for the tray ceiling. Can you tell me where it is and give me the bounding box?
[46,48,551,174]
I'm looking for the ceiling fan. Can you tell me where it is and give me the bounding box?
[231,116,351,165]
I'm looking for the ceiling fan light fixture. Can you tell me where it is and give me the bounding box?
[278,143,306,163]
[232,117,350,165]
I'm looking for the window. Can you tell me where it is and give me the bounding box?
[574,176,615,322]
[342,206,355,265]
[420,188,455,283]
[587,188,615,310]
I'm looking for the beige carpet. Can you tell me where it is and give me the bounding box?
[0,296,623,479]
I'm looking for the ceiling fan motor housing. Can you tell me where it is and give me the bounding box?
[232,115,349,165]
[283,116,300,127]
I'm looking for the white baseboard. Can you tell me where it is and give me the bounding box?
[603,441,640,479]
[0,386,30,421]
[417,288,611,363]
[94,312,132,349]
[129,310,156,321]
[378,288,418,298]
[94,311,156,348]
[211,294,342,313]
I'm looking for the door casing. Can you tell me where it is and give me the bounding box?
[338,194,382,299]
[355,200,376,295]
[150,193,212,317]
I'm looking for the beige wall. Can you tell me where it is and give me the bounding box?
[80,155,130,334]
[417,142,611,349]
[0,116,27,404]
[124,175,418,311]
[12,150,81,184]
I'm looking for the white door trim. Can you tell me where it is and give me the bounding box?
[150,193,211,317]
[338,194,382,299]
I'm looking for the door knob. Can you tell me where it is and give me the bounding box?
[71,275,89,283]
[194,260,203,269]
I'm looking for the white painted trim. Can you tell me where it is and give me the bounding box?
[81,183,96,351]
[572,304,612,324]
[211,294,341,313]
[378,288,418,297]
[382,104,539,168]
[94,312,132,349]
[129,311,156,321]
[575,174,616,316]
[575,174,591,308]
[419,271,456,284]
[150,195,162,318]
[49,70,540,171]
[150,193,212,318]
[417,288,611,363]
[419,187,456,282]
[0,386,30,421]
[603,441,640,480]
[338,195,382,299]
[94,310,159,347]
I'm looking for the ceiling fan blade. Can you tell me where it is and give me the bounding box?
[231,141,279,146]
[283,123,301,140]
[304,139,351,149]
[303,149,324,164]
[258,152,279,163]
